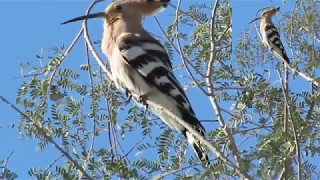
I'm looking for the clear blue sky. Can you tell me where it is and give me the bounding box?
[0,1,94,178]
[0,0,318,179]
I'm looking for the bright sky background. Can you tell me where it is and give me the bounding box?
[0,0,318,179]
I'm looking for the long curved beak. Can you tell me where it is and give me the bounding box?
[248,7,280,24]
[249,17,260,24]
[61,12,105,25]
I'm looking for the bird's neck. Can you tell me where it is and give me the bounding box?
[261,17,273,24]
[104,19,147,38]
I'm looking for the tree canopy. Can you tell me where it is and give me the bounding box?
[1,0,320,179]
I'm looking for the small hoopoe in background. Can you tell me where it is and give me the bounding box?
[250,7,290,64]
[62,0,209,167]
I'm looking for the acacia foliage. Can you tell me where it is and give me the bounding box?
[2,0,320,179]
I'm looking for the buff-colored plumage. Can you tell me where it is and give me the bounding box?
[259,7,290,64]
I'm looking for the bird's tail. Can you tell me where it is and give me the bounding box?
[185,130,209,167]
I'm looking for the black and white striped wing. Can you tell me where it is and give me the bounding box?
[116,33,209,166]
[264,24,290,64]
[116,33,204,129]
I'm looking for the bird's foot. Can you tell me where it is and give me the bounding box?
[124,90,132,105]
[138,95,149,113]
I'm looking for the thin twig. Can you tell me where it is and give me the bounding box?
[0,95,92,180]
[105,82,118,162]
[121,136,146,160]
[236,135,252,148]
[277,68,290,179]
[84,40,97,173]
[44,154,64,173]
[306,86,315,121]
[168,3,204,24]
[288,1,298,64]
[39,26,84,111]
[147,100,250,179]
[154,157,219,179]
[1,151,14,178]
[206,0,245,175]
[18,71,45,78]
[82,0,112,81]
[277,69,302,180]
[153,16,207,78]
[172,3,210,96]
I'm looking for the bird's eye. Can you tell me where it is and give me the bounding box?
[115,5,122,11]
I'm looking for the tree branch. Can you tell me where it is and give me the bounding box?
[82,0,112,81]
[172,1,211,96]
[0,95,93,180]
[206,0,245,175]
[277,69,302,180]
[146,100,250,179]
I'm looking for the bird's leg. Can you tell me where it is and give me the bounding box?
[138,94,149,113]
[124,89,132,105]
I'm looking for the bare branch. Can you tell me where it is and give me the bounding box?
[206,0,245,175]
[83,40,97,172]
[1,151,14,178]
[40,24,84,109]
[82,0,112,81]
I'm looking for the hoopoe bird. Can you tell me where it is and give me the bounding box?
[250,7,290,64]
[62,0,209,166]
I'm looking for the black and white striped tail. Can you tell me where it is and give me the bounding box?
[185,129,209,167]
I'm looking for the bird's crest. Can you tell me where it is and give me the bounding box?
[105,0,169,23]
[261,7,280,18]
[249,7,280,24]
[62,0,169,25]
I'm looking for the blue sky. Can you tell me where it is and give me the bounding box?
[0,0,317,179]
[0,1,92,178]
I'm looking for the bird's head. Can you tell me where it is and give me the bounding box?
[249,7,280,24]
[261,7,280,18]
[62,0,170,25]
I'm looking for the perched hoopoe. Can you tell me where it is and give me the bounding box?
[63,0,209,166]
[250,7,290,64]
